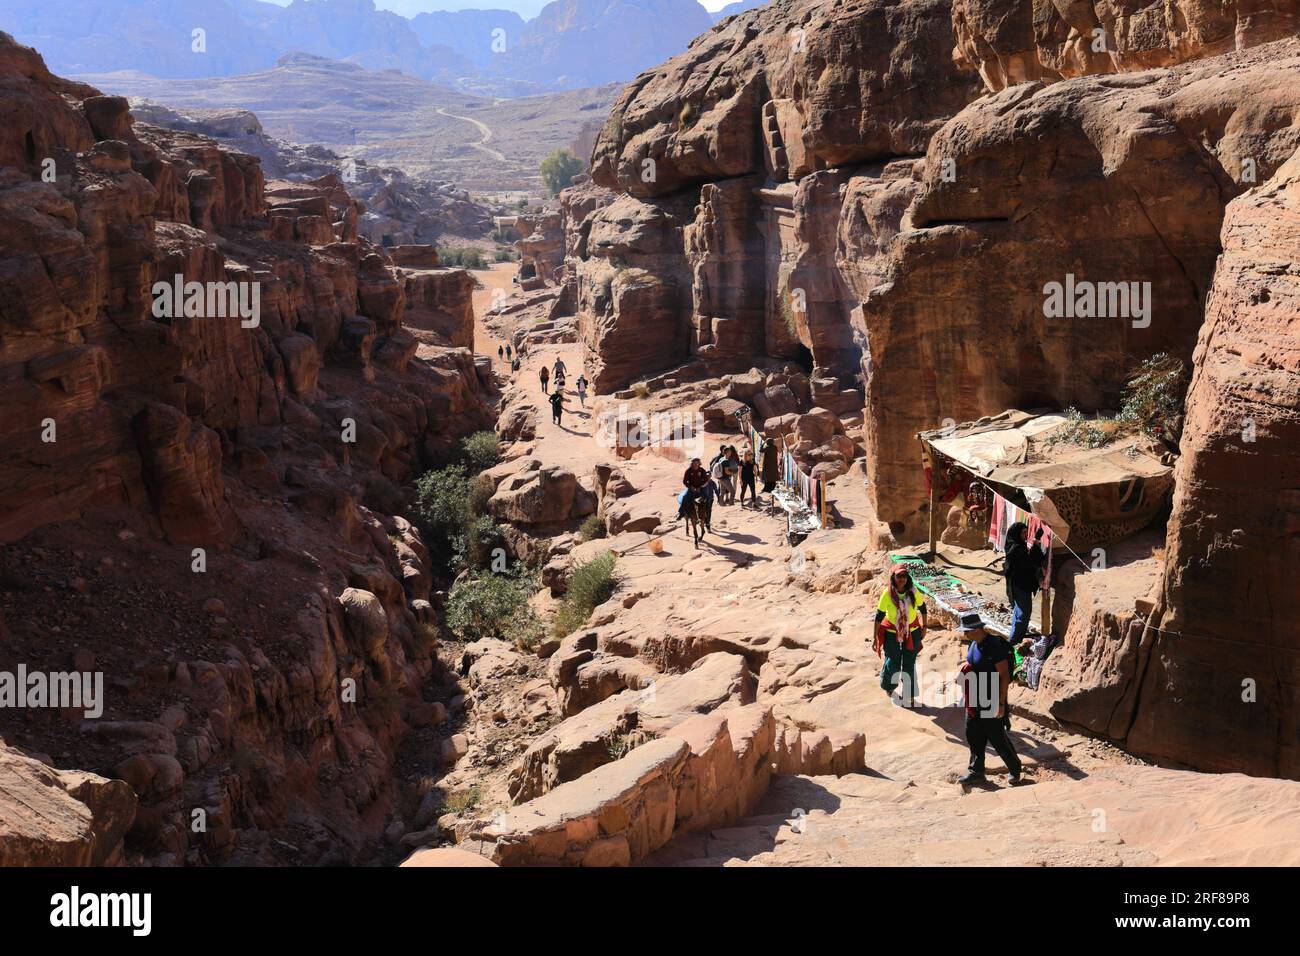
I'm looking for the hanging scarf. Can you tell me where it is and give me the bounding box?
[886,564,920,650]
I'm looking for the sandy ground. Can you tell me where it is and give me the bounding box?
[470,262,518,368]
[480,302,1300,868]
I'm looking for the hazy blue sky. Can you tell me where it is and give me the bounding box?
[254,0,738,20]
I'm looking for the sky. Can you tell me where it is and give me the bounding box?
[255,0,737,20]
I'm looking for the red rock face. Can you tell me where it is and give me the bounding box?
[568,0,987,391]
[575,192,697,391]
[590,0,984,198]
[1132,149,1299,776]
[861,41,1300,540]
[563,1,1300,780]
[951,0,1300,92]
[0,33,494,863]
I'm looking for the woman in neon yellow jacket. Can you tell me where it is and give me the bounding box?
[872,564,927,705]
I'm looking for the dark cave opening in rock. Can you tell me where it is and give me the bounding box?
[795,344,814,374]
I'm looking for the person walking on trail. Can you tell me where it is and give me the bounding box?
[550,388,565,426]
[554,368,566,391]
[872,564,928,706]
[575,374,588,407]
[553,358,566,378]
[710,445,734,477]
[498,345,504,360]
[710,450,733,505]
[739,449,757,507]
[956,612,1023,786]
[539,365,549,394]
[724,446,741,497]
[760,438,779,494]
[1003,521,1047,643]
[505,344,512,360]
[678,457,714,524]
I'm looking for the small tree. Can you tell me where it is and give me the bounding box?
[460,430,500,473]
[540,149,584,197]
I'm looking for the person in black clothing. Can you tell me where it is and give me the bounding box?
[956,613,1023,786]
[539,365,549,394]
[498,345,504,359]
[738,449,757,506]
[505,344,512,360]
[1003,521,1047,644]
[760,439,778,493]
[550,389,564,425]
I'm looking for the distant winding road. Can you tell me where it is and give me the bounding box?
[435,107,506,163]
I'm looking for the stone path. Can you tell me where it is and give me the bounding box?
[474,311,1300,867]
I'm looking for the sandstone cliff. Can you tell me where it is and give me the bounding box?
[0,31,492,864]
[565,0,1300,777]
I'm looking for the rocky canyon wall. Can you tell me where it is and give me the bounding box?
[572,1,1300,776]
[1046,148,1300,778]
[0,32,492,863]
[951,0,1300,92]
[573,0,985,391]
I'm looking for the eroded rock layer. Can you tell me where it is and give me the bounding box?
[0,32,491,864]
[564,2,1300,780]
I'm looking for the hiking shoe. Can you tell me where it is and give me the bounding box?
[957,772,984,786]
[1008,772,1023,786]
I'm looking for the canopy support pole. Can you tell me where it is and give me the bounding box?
[927,466,938,558]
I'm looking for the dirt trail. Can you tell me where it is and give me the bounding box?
[436,107,506,163]
[470,262,517,365]
[473,309,1300,867]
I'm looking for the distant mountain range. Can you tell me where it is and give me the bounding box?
[0,0,752,94]
[711,0,767,21]
[81,52,620,190]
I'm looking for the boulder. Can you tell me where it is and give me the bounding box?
[489,464,596,525]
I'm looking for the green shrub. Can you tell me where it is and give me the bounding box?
[460,430,500,473]
[553,551,618,638]
[466,474,495,518]
[443,787,482,814]
[1048,355,1188,450]
[1046,407,1118,449]
[780,294,800,338]
[438,247,487,269]
[607,729,657,761]
[456,512,503,571]
[445,569,540,643]
[1116,353,1187,440]
[578,513,607,542]
[414,464,470,562]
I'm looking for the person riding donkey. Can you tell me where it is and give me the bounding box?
[678,457,715,526]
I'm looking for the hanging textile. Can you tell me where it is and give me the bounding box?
[1027,513,1054,588]
[988,490,1055,588]
[988,490,1005,549]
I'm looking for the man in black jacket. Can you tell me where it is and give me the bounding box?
[957,613,1023,786]
[1003,521,1047,644]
